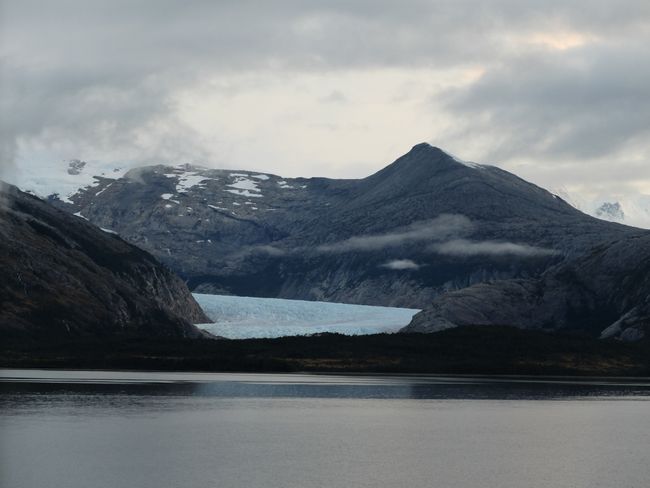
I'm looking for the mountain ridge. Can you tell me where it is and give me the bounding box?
[10,143,637,309]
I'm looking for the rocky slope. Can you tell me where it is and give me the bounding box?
[0,183,210,342]
[33,143,640,308]
[403,233,650,340]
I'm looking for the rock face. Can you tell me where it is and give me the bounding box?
[0,183,210,342]
[403,234,650,341]
[44,143,639,308]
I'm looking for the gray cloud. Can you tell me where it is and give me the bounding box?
[380,259,421,270]
[316,214,473,253]
[431,239,560,257]
[443,42,650,162]
[1,0,649,199]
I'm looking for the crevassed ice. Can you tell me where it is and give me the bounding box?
[226,189,263,198]
[193,294,420,339]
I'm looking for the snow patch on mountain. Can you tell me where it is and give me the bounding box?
[208,204,229,211]
[226,174,264,197]
[277,180,294,189]
[163,171,212,193]
[228,176,259,191]
[95,183,112,196]
[160,193,180,204]
[8,159,133,203]
[193,293,420,339]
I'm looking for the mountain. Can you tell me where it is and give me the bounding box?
[8,158,135,204]
[553,187,650,229]
[595,201,625,221]
[0,182,210,342]
[11,143,641,308]
[403,233,650,340]
[595,195,650,229]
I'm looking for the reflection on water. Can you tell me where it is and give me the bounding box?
[2,370,650,488]
[2,369,650,405]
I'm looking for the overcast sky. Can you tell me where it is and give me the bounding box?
[1,0,649,199]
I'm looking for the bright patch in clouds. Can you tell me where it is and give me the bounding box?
[528,31,595,50]
[173,68,479,178]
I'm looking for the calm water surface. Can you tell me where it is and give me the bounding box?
[2,369,650,488]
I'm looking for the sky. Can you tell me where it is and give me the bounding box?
[1,0,649,201]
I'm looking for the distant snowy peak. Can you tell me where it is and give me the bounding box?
[595,202,625,221]
[603,196,650,229]
[553,187,650,229]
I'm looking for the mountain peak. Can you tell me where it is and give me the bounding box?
[408,143,482,169]
[366,143,481,184]
[409,142,446,155]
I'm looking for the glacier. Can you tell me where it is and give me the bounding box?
[192,294,420,339]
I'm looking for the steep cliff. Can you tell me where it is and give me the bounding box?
[403,233,650,340]
[0,183,210,342]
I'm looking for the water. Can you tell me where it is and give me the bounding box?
[2,370,650,488]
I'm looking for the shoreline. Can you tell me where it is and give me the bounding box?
[3,326,649,377]
[3,367,650,384]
